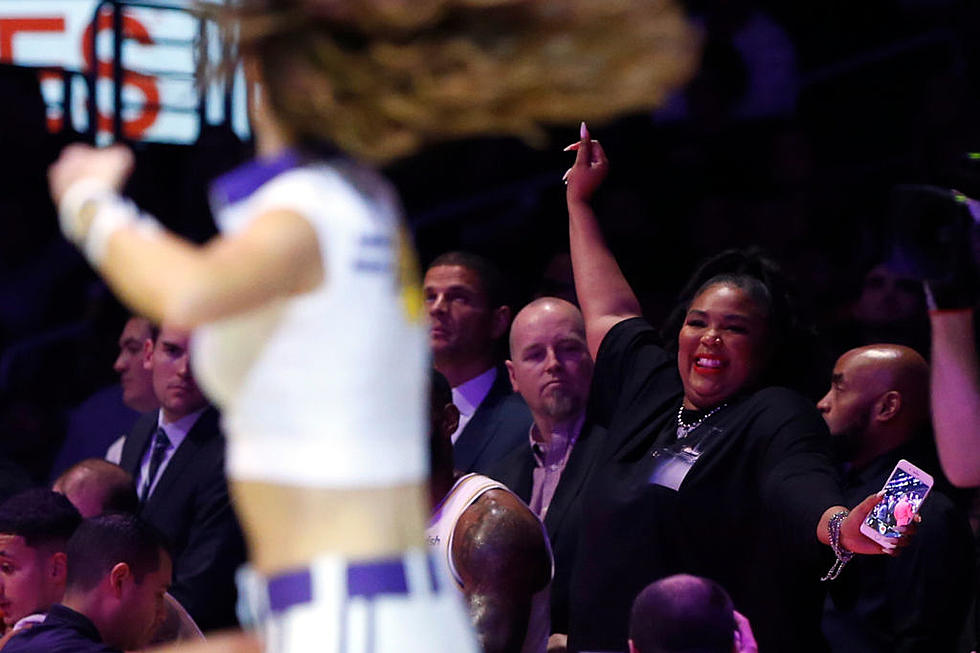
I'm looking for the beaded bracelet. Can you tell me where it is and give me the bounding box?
[820,509,853,581]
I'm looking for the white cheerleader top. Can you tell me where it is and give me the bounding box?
[192,150,428,488]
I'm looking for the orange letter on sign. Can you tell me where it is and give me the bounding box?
[0,17,65,62]
[82,10,160,140]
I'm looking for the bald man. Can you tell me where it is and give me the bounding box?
[52,459,138,518]
[817,345,974,652]
[490,297,607,638]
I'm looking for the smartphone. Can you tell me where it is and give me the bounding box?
[859,459,933,546]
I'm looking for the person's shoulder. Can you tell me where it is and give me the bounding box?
[738,386,826,433]
[454,480,541,548]
[594,317,673,378]
[598,317,661,353]
[268,159,397,218]
[453,485,550,589]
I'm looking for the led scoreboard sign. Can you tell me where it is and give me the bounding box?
[0,0,249,144]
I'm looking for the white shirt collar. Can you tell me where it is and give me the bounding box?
[450,367,498,444]
[156,406,208,452]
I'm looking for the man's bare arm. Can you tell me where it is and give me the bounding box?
[452,489,552,653]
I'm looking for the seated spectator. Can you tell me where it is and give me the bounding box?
[629,574,757,653]
[427,370,553,653]
[52,460,202,646]
[116,323,245,632]
[50,316,159,479]
[424,252,531,474]
[818,344,974,650]
[490,297,603,638]
[52,459,138,518]
[2,513,171,653]
[0,489,81,644]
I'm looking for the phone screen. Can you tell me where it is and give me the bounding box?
[863,467,930,539]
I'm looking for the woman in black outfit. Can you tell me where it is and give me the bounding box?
[561,127,912,653]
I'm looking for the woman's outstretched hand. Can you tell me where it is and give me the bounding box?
[841,492,920,556]
[564,122,609,205]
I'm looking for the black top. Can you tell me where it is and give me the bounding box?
[567,318,843,653]
[2,605,120,653]
[822,441,975,652]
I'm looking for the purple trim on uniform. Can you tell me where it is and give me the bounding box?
[267,568,313,615]
[265,556,425,618]
[346,558,408,597]
[209,149,303,209]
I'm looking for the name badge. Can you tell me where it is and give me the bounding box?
[648,426,723,491]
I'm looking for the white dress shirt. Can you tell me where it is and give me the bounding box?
[450,367,498,444]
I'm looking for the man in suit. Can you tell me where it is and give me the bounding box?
[490,297,605,638]
[50,315,160,479]
[424,251,531,474]
[118,324,245,633]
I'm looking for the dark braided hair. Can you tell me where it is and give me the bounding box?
[661,248,824,399]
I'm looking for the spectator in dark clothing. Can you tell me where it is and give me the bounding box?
[424,252,531,474]
[818,344,974,651]
[2,513,171,653]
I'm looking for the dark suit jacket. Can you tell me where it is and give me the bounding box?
[452,366,532,475]
[120,408,246,633]
[488,420,606,634]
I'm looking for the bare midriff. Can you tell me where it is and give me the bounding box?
[231,480,429,575]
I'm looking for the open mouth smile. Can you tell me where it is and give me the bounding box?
[693,355,725,374]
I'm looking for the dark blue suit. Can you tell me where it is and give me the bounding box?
[451,366,532,475]
[119,407,245,633]
[488,420,606,634]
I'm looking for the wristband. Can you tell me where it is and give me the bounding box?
[58,178,161,267]
[58,177,115,246]
[83,195,161,266]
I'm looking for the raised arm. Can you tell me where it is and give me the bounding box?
[48,145,323,329]
[928,309,980,486]
[564,124,642,359]
[452,489,552,653]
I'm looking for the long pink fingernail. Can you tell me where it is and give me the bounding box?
[563,143,579,152]
[580,122,589,139]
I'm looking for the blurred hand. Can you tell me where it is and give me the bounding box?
[564,122,608,205]
[48,143,134,208]
[547,633,568,653]
[733,610,758,653]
